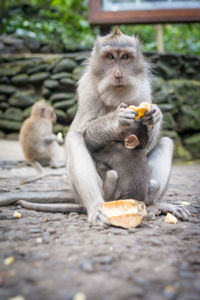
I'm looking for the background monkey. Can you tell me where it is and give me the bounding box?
[19,99,64,184]
[0,29,190,223]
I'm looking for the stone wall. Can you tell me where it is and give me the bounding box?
[0,52,200,160]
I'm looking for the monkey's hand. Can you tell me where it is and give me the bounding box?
[141,104,162,127]
[44,134,57,144]
[117,103,137,128]
[88,202,110,227]
[147,203,191,221]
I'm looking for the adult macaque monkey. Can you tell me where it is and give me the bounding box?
[19,99,64,184]
[0,29,190,222]
[65,27,190,225]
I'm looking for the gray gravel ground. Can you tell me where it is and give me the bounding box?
[0,140,200,300]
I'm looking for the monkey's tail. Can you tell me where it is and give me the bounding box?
[0,190,74,206]
[17,200,86,214]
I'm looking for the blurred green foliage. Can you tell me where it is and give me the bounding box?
[1,0,200,54]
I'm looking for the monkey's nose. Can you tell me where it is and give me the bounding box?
[115,72,123,79]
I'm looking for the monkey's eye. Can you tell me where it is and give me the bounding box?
[121,54,129,60]
[106,53,115,60]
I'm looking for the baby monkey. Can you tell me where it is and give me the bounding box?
[94,104,152,204]
[19,99,64,184]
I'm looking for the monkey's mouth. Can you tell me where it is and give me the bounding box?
[114,84,124,89]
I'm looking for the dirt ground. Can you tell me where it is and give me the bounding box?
[0,140,200,300]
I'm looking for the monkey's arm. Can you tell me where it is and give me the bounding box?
[85,107,137,150]
[141,104,163,152]
[72,103,135,150]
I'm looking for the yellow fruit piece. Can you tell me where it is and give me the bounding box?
[165,213,178,224]
[102,199,147,229]
[4,256,15,265]
[129,102,151,120]
[13,211,21,218]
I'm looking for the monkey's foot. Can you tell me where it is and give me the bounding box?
[147,203,191,221]
[88,203,110,227]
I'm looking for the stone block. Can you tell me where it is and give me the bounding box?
[53,58,77,73]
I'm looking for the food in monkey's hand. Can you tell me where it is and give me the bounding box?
[165,212,178,224]
[102,199,147,228]
[128,102,151,120]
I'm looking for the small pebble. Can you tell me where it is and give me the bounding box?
[181,201,190,206]
[80,259,94,273]
[29,228,41,234]
[47,228,56,234]
[162,284,177,300]
[42,232,50,244]
[193,280,200,292]
[128,228,137,234]
[36,237,43,244]
[130,286,144,297]
[100,255,112,264]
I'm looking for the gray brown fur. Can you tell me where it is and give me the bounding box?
[94,120,151,202]
[19,99,63,184]
[19,99,57,165]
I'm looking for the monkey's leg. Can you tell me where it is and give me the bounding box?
[65,131,109,226]
[20,161,45,185]
[147,137,190,220]
[103,170,118,201]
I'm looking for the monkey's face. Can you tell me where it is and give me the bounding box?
[31,100,56,123]
[99,48,135,89]
[91,29,148,100]
[42,106,56,123]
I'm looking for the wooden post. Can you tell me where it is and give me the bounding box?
[155,24,164,53]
